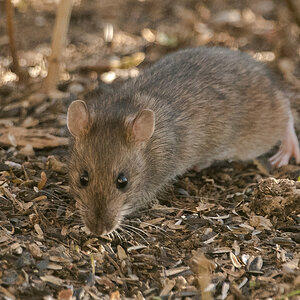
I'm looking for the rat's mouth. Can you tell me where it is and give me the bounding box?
[82,213,123,236]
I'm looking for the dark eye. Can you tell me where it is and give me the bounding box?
[80,171,89,187]
[116,173,128,189]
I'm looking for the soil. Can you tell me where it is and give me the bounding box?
[0,0,299,299]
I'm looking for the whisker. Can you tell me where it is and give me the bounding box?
[113,229,124,242]
[118,226,134,239]
[130,220,167,233]
[122,225,149,245]
[39,191,63,201]
[122,224,149,236]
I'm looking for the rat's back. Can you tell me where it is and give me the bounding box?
[137,47,276,103]
[129,47,299,170]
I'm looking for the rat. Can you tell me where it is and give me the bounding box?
[67,46,300,236]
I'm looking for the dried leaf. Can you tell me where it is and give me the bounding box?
[117,245,127,260]
[230,252,242,268]
[247,256,263,274]
[37,171,47,190]
[249,214,272,231]
[58,289,74,300]
[110,290,120,300]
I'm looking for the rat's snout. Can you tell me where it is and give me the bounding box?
[83,209,119,236]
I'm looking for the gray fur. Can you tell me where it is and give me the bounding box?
[69,46,291,235]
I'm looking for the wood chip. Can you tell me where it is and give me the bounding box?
[28,243,43,258]
[117,245,127,260]
[127,245,147,252]
[160,278,176,296]
[232,240,240,256]
[221,282,230,300]
[0,127,68,149]
[47,263,63,270]
[161,266,190,277]
[37,171,47,190]
[109,290,120,300]
[49,255,72,263]
[211,247,231,254]
[40,275,64,285]
[32,195,47,202]
[34,223,44,237]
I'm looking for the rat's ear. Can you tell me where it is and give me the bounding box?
[129,109,155,142]
[67,100,90,138]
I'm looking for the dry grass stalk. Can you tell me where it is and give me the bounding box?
[43,0,73,93]
[5,0,21,79]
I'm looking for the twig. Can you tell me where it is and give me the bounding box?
[5,0,21,79]
[43,0,73,93]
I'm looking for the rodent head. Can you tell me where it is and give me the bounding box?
[67,100,155,235]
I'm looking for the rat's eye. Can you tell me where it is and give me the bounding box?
[80,171,89,187]
[116,173,128,189]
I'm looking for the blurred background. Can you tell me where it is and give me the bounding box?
[0,0,299,93]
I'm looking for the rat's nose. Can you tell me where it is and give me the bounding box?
[93,219,110,236]
[84,213,116,236]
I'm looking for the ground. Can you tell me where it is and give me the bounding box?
[0,0,299,299]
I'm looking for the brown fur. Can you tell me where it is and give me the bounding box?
[68,47,292,235]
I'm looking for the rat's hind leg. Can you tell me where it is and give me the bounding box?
[269,118,300,167]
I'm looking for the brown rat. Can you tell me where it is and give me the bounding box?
[67,47,300,235]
